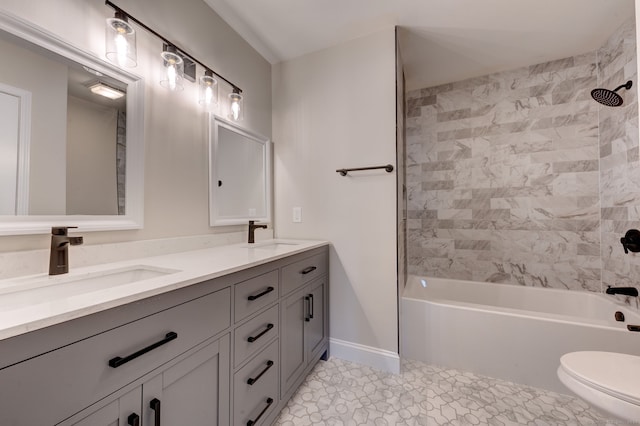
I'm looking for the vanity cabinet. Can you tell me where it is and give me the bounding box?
[63,336,230,426]
[280,256,329,400]
[0,244,329,426]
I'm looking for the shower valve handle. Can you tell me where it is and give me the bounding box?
[620,229,640,254]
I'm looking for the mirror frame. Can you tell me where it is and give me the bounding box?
[209,115,272,226]
[0,9,144,235]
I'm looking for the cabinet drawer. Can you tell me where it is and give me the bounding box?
[234,270,279,322]
[281,251,327,295]
[234,304,279,367]
[0,288,230,426]
[234,340,279,426]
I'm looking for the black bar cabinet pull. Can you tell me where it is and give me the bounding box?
[304,296,311,322]
[301,266,317,275]
[336,164,394,176]
[309,294,314,319]
[248,286,274,301]
[247,397,274,426]
[127,413,140,426]
[247,360,274,385]
[108,332,177,368]
[247,323,274,343]
[150,398,161,426]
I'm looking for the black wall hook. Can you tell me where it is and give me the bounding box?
[620,229,640,254]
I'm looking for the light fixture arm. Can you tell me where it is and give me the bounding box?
[104,0,242,94]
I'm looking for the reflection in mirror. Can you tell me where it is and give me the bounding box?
[209,116,271,226]
[0,10,144,235]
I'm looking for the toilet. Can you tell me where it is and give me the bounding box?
[558,351,640,422]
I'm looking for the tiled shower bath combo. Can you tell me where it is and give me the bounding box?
[405,18,639,295]
[394,16,639,425]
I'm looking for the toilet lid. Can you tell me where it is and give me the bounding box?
[560,351,640,406]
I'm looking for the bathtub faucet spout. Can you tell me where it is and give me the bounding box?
[606,286,639,297]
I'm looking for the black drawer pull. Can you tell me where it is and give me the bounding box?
[247,323,274,343]
[247,397,274,426]
[309,293,314,319]
[150,398,161,426]
[108,332,178,368]
[247,360,274,385]
[127,413,140,426]
[305,296,311,322]
[301,266,317,275]
[248,286,274,301]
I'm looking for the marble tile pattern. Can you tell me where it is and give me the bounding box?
[274,357,620,425]
[598,20,640,300]
[405,19,638,295]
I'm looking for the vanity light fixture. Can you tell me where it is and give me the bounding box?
[105,10,137,68]
[87,81,125,99]
[199,70,218,110]
[160,45,184,91]
[104,1,243,108]
[228,88,244,121]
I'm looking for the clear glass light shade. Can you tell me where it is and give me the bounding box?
[105,17,137,68]
[228,92,244,121]
[159,49,184,91]
[199,73,218,110]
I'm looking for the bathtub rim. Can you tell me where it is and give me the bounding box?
[403,275,639,332]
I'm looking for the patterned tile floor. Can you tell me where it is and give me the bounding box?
[274,358,628,425]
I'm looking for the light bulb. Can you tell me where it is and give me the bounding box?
[114,31,128,67]
[228,92,243,121]
[105,14,136,68]
[199,71,218,110]
[160,46,184,91]
[231,100,240,120]
[167,63,177,91]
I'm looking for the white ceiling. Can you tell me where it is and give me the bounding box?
[204,0,635,90]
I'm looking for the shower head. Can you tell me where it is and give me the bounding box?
[591,80,633,107]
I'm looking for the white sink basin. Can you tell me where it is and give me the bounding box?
[0,265,179,308]
[558,351,640,422]
[243,240,300,250]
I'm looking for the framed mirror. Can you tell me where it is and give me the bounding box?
[209,116,271,226]
[0,10,144,235]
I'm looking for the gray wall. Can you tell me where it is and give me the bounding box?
[273,29,399,366]
[406,19,637,295]
[66,96,118,215]
[0,36,68,215]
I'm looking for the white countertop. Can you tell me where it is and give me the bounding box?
[0,239,328,341]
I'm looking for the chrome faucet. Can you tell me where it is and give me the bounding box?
[49,226,83,275]
[248,220,267,244]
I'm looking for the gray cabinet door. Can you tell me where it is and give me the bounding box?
[65,388,141,426]
[280,286,307,397]
[142,335,230,426]
[306,278,326,360]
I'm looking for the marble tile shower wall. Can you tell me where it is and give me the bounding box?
[405,19,637,293]
[599,19,639,293]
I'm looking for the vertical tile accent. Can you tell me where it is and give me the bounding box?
[407,18,637,296]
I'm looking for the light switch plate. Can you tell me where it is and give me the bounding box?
[293,207,302,223]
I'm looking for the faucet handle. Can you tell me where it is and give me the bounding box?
[621,229,640,254]
[51,226,77,236]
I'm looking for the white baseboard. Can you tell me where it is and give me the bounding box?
[329,338,400,374]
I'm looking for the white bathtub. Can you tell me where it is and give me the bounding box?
[401,275,640,393]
